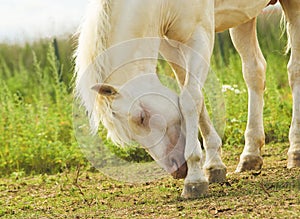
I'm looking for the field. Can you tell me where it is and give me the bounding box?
[0,12,299,218]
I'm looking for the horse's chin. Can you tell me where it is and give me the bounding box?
[171,161,188,179]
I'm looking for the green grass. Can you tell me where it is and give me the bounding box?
[0,40,86,175]
[0,12,299,218]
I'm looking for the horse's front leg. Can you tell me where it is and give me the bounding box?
[180,81,208,199]
[160,39,227,184]
[179,19,215,199]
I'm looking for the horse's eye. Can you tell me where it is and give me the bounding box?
[140,111,146,125]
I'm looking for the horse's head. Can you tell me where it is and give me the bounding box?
[92,74,187,179]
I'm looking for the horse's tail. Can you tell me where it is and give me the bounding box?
[280,10,291,54]
[74,0,111,134]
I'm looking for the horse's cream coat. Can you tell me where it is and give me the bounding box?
[75,0,300,198]
[215,0,270,32]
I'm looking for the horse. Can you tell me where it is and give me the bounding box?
[74,0,300,198]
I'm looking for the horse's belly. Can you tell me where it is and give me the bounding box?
[215,0,270,32]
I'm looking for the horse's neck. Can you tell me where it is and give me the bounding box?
[102,38,161,86]
[104,65,157,86]
[99,1,161,86]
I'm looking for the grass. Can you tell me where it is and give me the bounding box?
[0,11,299,218]
[0,143,299,218]
[0,40,86,176]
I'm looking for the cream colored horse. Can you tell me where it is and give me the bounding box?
[75,0,300,198]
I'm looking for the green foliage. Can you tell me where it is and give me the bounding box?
[0,40,85,176]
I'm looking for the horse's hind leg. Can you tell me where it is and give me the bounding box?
[229,18,266,172]
[280,0,300,168]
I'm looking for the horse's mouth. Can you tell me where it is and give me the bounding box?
[171,161,188,179]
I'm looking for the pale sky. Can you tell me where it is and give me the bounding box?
[0,1,280,44]
[0,0,88,44]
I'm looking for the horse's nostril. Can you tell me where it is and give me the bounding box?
[171,158,178,169]
[171,159,187,179]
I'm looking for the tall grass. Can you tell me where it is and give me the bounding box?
[0,12,292,176]
[0,40,85,176]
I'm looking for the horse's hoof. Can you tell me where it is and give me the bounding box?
[235,155,263,172]
[205,167,227,183]
[287,151,300,169]
[181,181,208,199]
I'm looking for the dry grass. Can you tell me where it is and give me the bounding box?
[1,143,299,218]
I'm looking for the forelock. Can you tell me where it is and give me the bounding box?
[97,96,132,146]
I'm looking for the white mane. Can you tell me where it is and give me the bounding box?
[74,0,119,141]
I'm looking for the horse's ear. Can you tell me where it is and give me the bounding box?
[91,83,118,96]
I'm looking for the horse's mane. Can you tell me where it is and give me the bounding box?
[74,0,128,144]
[280,12,291,55]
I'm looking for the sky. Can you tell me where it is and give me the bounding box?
[0,1,280,44]
[0,0,88,44]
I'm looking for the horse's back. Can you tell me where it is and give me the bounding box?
[109,0,271,42]
[214,0,271,32]
[159,0,271,39]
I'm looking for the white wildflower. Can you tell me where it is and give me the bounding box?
[222,84,244,94]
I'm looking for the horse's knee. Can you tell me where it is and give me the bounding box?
[180,88,204,115]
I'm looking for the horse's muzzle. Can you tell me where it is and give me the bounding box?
[171,161,188,179]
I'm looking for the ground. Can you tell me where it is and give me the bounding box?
[0,143,299,218]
